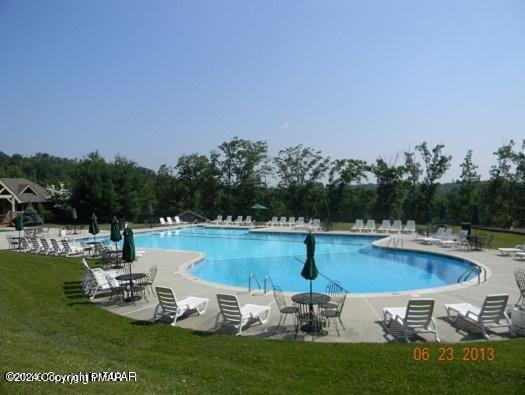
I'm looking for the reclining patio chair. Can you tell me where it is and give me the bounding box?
[210,215,222,224]
[154,287,209,326]
[444,294,513,339]
[402,220,416,234]
[514,270,525,307]
[266,217,278,227]
[363,219,376,232]
[389,220,402,234]
[159,217,167,226]
[383,299,440,343]
[244,216,255,226]
[352,219,364,232]
[378,220,391,233]
[293,217,305,229]
[215,294,271,335]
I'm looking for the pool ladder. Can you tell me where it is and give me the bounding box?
[387,236,403,249]
[248,273,274,295]
[457,265,486,284]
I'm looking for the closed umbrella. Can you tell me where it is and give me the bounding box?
[89,213,100,242]
[110,216,122,261]
[301,232,318,297]
[14,214,24,249]
[122,227,136,274]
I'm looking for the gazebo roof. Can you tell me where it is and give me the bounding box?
[0,178,49,203]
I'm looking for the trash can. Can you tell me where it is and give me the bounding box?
[461,222,471,235]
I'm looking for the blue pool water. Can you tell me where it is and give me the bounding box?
[127,227,477,293]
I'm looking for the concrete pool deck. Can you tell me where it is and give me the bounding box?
[3,226,524,343]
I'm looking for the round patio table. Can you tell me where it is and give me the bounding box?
[292,292,330,333]
[116,273,146,301]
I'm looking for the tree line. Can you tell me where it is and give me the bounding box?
[1,138,524,227]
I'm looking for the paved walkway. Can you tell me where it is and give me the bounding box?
[3,226,524,343]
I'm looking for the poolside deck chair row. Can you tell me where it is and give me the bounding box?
[265,217,321,230]
[208,215,255,226]
[153,288,270,335]
[159,216,189,227]
[6,236,85,257]
[352,219,416,234]
[383,293,514,342]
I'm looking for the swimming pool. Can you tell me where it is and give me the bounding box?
[130,227,478,293]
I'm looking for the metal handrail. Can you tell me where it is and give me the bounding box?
[263,275,274,294]
[458,265,486,284]
[248,273,262,294]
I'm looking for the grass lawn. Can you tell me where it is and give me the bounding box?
[1,252,525,393]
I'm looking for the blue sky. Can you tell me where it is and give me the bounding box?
[1,0,524,181]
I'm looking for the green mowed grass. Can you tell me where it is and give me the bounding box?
[1,251,524,393]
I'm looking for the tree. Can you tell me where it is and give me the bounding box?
[416,142,452,218]
[154,165,180,217]
[402,151,422,221]
[327,159,369,221]
[447,150,480,223]
[273,145,329,214]
[372,158,405,219]
[70,152,119,222]
[217,137,270,210]
[482,141,519,227]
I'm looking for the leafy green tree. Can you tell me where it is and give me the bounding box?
[447,150,480,224]
[217,137,269,210]
[154,164,181,217]
[327,159,369,221]
[482,141,520,227]
[416,142,452,219]
[273,145,329,215]
[402,151,422,221]
[372,158,405,219]
[70,152,119,222]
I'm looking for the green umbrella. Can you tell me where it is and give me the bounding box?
[301,232,318,296]
[14,214,24,248]
[89,213,100,241]
[110,216,122,251]
[122,227,136,274]
[250,203,268,222]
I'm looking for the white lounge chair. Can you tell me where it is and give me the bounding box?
[363,219,376,232]
[153,287,209,326]
[174,216,188,225]
[166,217,174,226]
[402,220,416,234]
[440,230,469,248]
[244,216,255,226]
[234,216,243,225]
[417,227,446,244]
[352,219,364,232]
[287,217,296,227]
[159,217,167,226]
[308,219,321,231]
[222,215,232,225]
[278,217,287,226]
[389,220,402,234]
[293,217,305,229]
[378,220,391,233]
[215,294,271,335]
[444,294,514,339]
[498,243,525,256]
[210,215,222,224]
[266,217,278,227]
[60,239,84,257]
[383,299,440,343]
